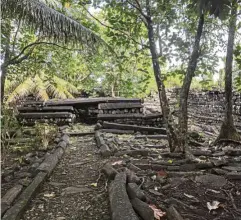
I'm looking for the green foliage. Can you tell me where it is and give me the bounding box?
[6,73,79,104]
[34,122,58,150]
[1,106,20,154]
[1,0,239,104]
[1,0,102,47]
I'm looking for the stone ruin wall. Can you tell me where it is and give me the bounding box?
[144,89,241,129]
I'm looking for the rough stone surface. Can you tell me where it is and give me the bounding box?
[2,172,47,220]
[127,183,146,201]
[167,205,184,220]
[109,172,139,220]
[131,198,154,220]
[226,172,241,180]
[195,174,227,189]
[61,186,91,195]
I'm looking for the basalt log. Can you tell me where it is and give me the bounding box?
[109,172,139,220]
[102,122,166,134]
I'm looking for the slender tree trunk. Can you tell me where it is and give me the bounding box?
[178,14,205,149]
[111,83,116,97]
[145,0,180,152]
[1,65,8,103]
[216,2,240,142]
[1,21,11,104]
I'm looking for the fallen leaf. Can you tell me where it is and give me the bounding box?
[167,159,173,164]
[111,160,123,165]
[184,193,195,198]
[207,201,220,212]
[43,192,55,198]
[157,170,167,177]
[90,183,97,187]
[149,204,166,219]
[38,204,44,209]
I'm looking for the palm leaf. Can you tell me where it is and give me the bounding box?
[1,0,102,46]
[34,75,49,101]
[6,78,35,104]
[63,89,74,99]
[46,82,68,99]
[5,80,21,96]
[53,75,79,94]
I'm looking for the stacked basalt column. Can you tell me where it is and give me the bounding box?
[101,163,157,220]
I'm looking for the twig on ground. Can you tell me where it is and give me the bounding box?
[229,190,238,211]
[138,177,145,189]
[104,179,108,191]
[96,172,103,183]
[222,189,241,216]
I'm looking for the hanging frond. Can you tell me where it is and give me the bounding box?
[34,75,49,101]
[41,0,62,9]
[1,0,103,47]
[7,78,35,104]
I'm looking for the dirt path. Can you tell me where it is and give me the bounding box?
[22,127,110,220]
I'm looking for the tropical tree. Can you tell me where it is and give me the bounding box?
[216,0,240,142]
[177,0,231,151]
[88,0,233,156]
[0,0,103,103]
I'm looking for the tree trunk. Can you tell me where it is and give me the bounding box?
[178,14,205,149]
[216,2,240,142]
[145,0,180,152]
[111,83,116,97]
[1,64,8,103]
[1,20,11,104]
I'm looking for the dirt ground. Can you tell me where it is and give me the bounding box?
[22,131,111,220]
[2,117,241,220]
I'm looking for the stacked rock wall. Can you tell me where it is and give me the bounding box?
[143,89,241,129]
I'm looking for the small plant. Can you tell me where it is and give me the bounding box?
[34,122,58,150]
[1,106,20,156]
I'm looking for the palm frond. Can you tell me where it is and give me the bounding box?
[46,82,68,99]
[53,75,79,94]
[63,89,74,99]
[6,78,35,104]
[34,75,49,101]
[1,0,102,47]
[5,80,21,96]
[41,0,62,9]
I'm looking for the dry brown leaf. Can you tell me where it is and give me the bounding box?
[149,204,166,219]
